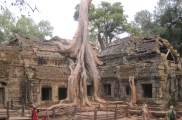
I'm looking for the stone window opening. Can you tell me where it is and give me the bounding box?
[1,82,7,86]
[103,84,111,96]
[87,85,93,96]
[0,88,5,107]
[125,85,131,96]
[142,84,152,98]
[41,87,52,101]
[37,57,47,65]
[166,50,175,61]
[58,87,67,100]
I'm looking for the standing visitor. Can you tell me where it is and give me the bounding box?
[146,108,151,120]
[166,105,176,120]
[32,105,38,120]
[142,102,148,120]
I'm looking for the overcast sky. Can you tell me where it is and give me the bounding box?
[27,0,159,39]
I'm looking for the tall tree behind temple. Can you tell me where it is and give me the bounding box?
[0,9,53,43]
[0,9,15,43]
[15,16,53,40]
[154,0,182,54]
[74,1,129,50]
[132,0,182,54]
[133,10,164,37]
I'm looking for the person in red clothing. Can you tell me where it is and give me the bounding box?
[32,105,38,120]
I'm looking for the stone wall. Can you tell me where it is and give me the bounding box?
[99,37,182,103]
[19,45,70,104]
[1,36,182,107]
[0,46,24,106]
[0,36,71,106]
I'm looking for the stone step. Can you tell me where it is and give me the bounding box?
[9,117,31,120]
[128,109,167,118]
[0,109,22,118]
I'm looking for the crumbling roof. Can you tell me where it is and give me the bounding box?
[10,34,69,59]
[14,34,59,50]
[100,36,133,57]
[116,62,162,80]
[100,36,180,58]
[99,36,181,81]
[100,36,159,57]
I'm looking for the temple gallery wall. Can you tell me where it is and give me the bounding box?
[0,35,182,107]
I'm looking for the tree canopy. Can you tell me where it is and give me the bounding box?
[0,9,53,43]
[132,0,182,54]
[132,10,164,37]
[155,0,182,53]
[74,1,129,50]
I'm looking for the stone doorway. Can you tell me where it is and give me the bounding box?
[87,85,93,96]
[41,87,52,100]
[142,84,152,98]
[125,85,131,96]
[0,88,5,107]
[58,87,67,100]
[103,84,111,96]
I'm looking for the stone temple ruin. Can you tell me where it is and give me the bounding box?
[99,36,182,104]
[0,35,182,108]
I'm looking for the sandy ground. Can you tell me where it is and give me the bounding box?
[43,115,182,120]
[40,115,159,120]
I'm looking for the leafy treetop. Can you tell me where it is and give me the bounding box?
[0,9,53,44]
[74,1,129,50]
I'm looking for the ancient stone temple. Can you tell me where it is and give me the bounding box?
[0,35,182,108]
[0,35,70,107]
[99,36,182,104]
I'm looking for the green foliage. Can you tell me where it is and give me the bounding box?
[15,16,53,39]
[134,10,152,31]
[0,9,53,43]
[74,1,129,50]
[37,20,53,39]
[125,21,141,36]
[154,0,182,54]
[132,0,182,55]
[133,10,164,37]
[0,9,15,43]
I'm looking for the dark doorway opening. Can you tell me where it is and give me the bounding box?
[167,52,175,61]
[126,85,131,95]
[103,84,111,96]
[142,84,152,98]
[41,87,52,100]
[0,88,5,107]
[58,87,67,100]
[87,85,93,96]
[159,46,175,61]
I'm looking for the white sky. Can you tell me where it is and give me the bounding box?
[16,0,159,39]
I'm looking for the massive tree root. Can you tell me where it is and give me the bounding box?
[49,0,106,109]
[129,76,136,105]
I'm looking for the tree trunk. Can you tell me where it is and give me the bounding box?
[97,32,105,50]
[51,0,105,108]
[129,76,136,104]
